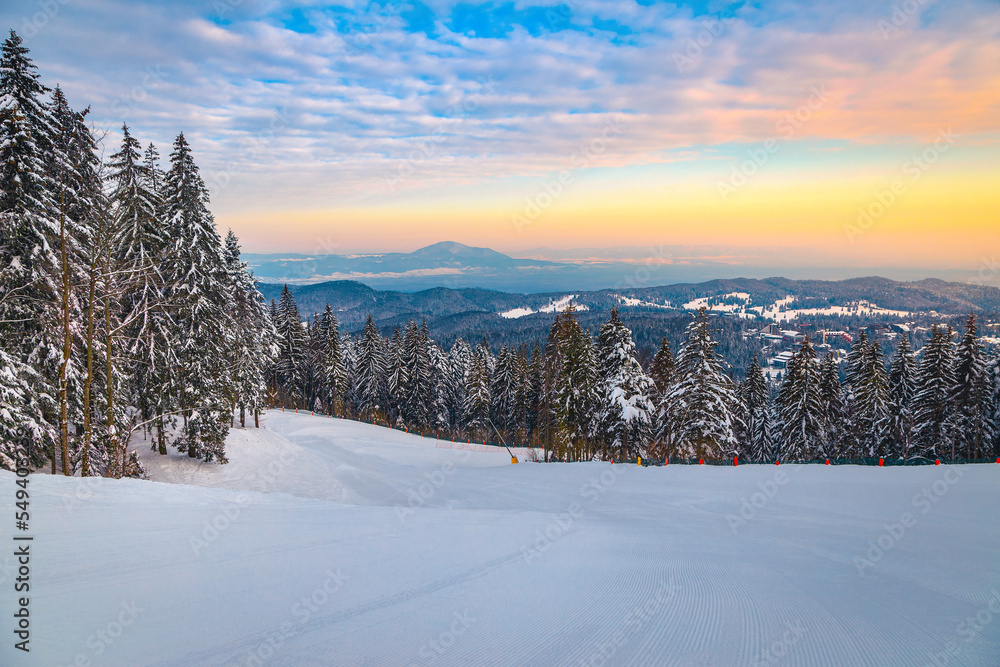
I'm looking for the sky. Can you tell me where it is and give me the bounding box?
[1,0,998,273]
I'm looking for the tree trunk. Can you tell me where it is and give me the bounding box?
[59,198,72,475]
[157,415,166,455]
[254,409,259,428]
[81,266,97,477]
[104,290,118,477]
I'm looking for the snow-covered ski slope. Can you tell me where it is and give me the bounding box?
[2,412,999,667]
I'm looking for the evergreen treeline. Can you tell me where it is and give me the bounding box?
[269,282,1000,462]
[0,31,275,475]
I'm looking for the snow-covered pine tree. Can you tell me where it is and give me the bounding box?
[512,345,531,444]
[649,336,676,453]
[774,337,824,461]
[304,316,323,410]
[664,308,738,460]
[143,143,166,195]
[854,340,891,457]
[953,313,993,459]
[428,341,452,431]
[0,30,61,470]
[160,132,232,462]
[988,351,1000,460]
[595,308,654,460]
[841,329,869,453]
[274,285,306,408]
[887,335,916,458]
[107,125,169,459]
[911,325,957,460]
[403,320,434,428]
[48,85,101,475]
[818,352,846,457]
[340,333,358,416]
[265,299,280,405]
[0,345,45,470]
[733,378,750,460]
[490,345,518,440]
[320,305,347,416]
[526,342,547,449]
[445,338,472,431]
[743,353,772,462]
[223,230,274,428]
[550,303,600,460]
[385,327,406,425]
[649,336,675,396]
[463,344,491,440]
[354,314,386,420]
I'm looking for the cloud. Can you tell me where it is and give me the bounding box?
[1,0,997,251]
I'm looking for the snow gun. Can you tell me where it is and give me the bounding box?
[488,418,518,464]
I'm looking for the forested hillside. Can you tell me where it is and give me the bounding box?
[269,282,1000,464]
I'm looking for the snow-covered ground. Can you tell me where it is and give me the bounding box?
[499,295,589,319]
[2,413,999,666]
[683,291,751,312]
[750,297,910,322]
[615,295,673,310]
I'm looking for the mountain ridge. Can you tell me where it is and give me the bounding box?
[258,274,1000,331]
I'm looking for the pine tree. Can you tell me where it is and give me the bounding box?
[403,320,433,428]
[818,352,846,456]
[988,352,1000,459]
[953,313,993,459]
[105,126,171,461]
[49,85,100,475]
[354,314,385,420]
[512,345,531,444]
[223,230,274,429]
[842,329,869,452]
[302,315,324,412]
[911,326,957,460]
[649,336,675,396]
[550,304,600,460]
[743,354,772,462]
[0,349,43,470]
[888,335,916,458]
[385,327,406,424]
[775,337,824,460]
[665,308,738,460]
[274,285,306,408]
[161,132,232,462]
[445,338,472,430]
[596,308,654,459]
[490,345,519,440]
[649,336,675,452]
[0,30,61,470]
[854,341,891,457]
[321,305,346,416]
[463,344,491,440]
[428,341,452,431]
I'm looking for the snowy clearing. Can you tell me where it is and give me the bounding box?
[615,295,673,310]
[499,295,589,319]
[683,291,751,312]
[750,297,910,322]
[2,412,999,666]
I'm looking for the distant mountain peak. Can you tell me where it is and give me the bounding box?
[410,241,511,261]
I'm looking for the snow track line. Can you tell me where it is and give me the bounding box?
[147,549,526,667]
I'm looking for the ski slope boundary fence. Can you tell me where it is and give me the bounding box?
[626,457,1000,467]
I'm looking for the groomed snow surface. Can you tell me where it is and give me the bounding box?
[2,412,999,667]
